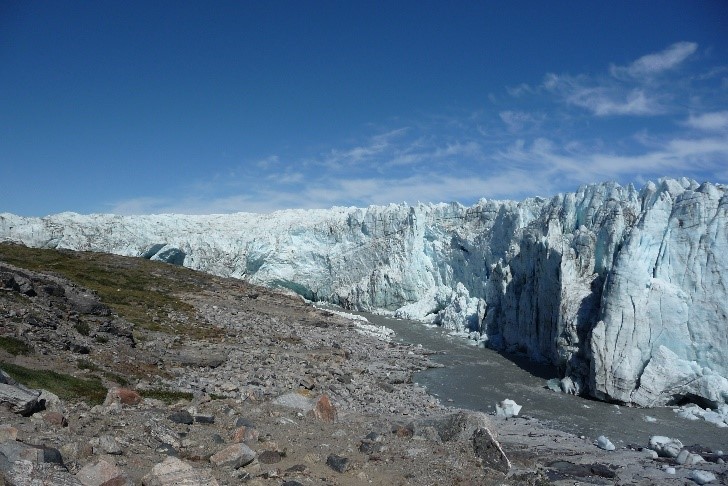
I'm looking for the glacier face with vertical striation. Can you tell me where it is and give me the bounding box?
[1,178,726,407]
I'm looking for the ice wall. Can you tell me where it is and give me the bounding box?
[1,178,726,406]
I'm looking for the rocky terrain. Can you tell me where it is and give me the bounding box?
[0,244,726,485]
[2,178,727,409]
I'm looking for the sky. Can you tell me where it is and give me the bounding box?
[1,1,727,216]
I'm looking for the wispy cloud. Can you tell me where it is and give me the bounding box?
[543,74,662,117]
[543,42,701,117]
[610,41,697,79]
[108,41,727,215]
[685,111,728,131]
[499,110,544,132]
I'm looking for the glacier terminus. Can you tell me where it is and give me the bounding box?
[1,178,726,409]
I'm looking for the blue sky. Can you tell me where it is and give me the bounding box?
[1,1,727,216]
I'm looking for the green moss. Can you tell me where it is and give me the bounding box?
[74,321,91,336]
[0,336,33,356]
[76,358,101,371]
[101,371,130,387]
[0,361,106,405]
[141,388,194,404]
[0,244,221,339]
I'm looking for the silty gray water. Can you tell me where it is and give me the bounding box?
[361,312,727,452]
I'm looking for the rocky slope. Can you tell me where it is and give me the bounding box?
[1,178,726,408]
[2,246,726,485]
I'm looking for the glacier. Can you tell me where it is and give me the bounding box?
[1,178,726,407]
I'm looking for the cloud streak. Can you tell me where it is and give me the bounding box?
[610,41,698,79]
[109,41,727,215]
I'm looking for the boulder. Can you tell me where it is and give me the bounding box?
[104,388,141,406]
[310,394,337,423]
[209,443,255,469]
[0,369,43,416]
[141,457,218,486]
[472,427,510,473]
[76,459,131,486]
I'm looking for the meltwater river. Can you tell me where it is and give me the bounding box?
[359,312,726,451]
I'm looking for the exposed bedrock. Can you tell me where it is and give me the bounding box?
[1,178,726,407]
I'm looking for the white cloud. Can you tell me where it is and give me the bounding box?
[256,155,280,169]
[498,133,728,186]
[499,111,544,132]
[506,83,535,97]
[542,42,701,117]
[544,74,662,116]
[610,42,698,79]
[685,111,728,131]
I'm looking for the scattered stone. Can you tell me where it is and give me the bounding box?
[691,470,717,485]
[231,425,259,445]
[258,450,282,464]
[146,420,182,449]
[299,377,315,390]
[273,392,314,411]
[0,369,43,416]
[193,414,215,424]
[310,394,337,423]
[0,440,63,465]
[75,458,131,486]
[1,460,82,485]
[596,435,615,451]
[326,454,349,473]
[471,427,510,473]
[545,460,616,480]
[167,348,226,368]
[386,371,410,384]
[0,424,18,441]
[495,399,521,418]
[664,466,676,474]
[167,410,193,425]
[209,443,256,469]
[141,456,219,486]
[393,423,414,439]
[104,388,142,406]
[43,410,69,427]
[96,435,123,455]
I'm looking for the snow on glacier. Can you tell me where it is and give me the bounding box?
[1,178,726,407]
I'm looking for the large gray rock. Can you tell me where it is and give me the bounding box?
[0,370,43,416]
[0,441,79,485]
[141,457,218,486]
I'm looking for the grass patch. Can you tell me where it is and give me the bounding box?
[0,336,33,356]
[101,371,130,387]
[74,321,91,336]
[0,361,106,405]
[0,244,221,339]
[141,388,193,404]
[76,358,101,372]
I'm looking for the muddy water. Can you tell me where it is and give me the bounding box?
[361,313,727,451]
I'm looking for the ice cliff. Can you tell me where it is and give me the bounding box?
[1,178,726,407]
